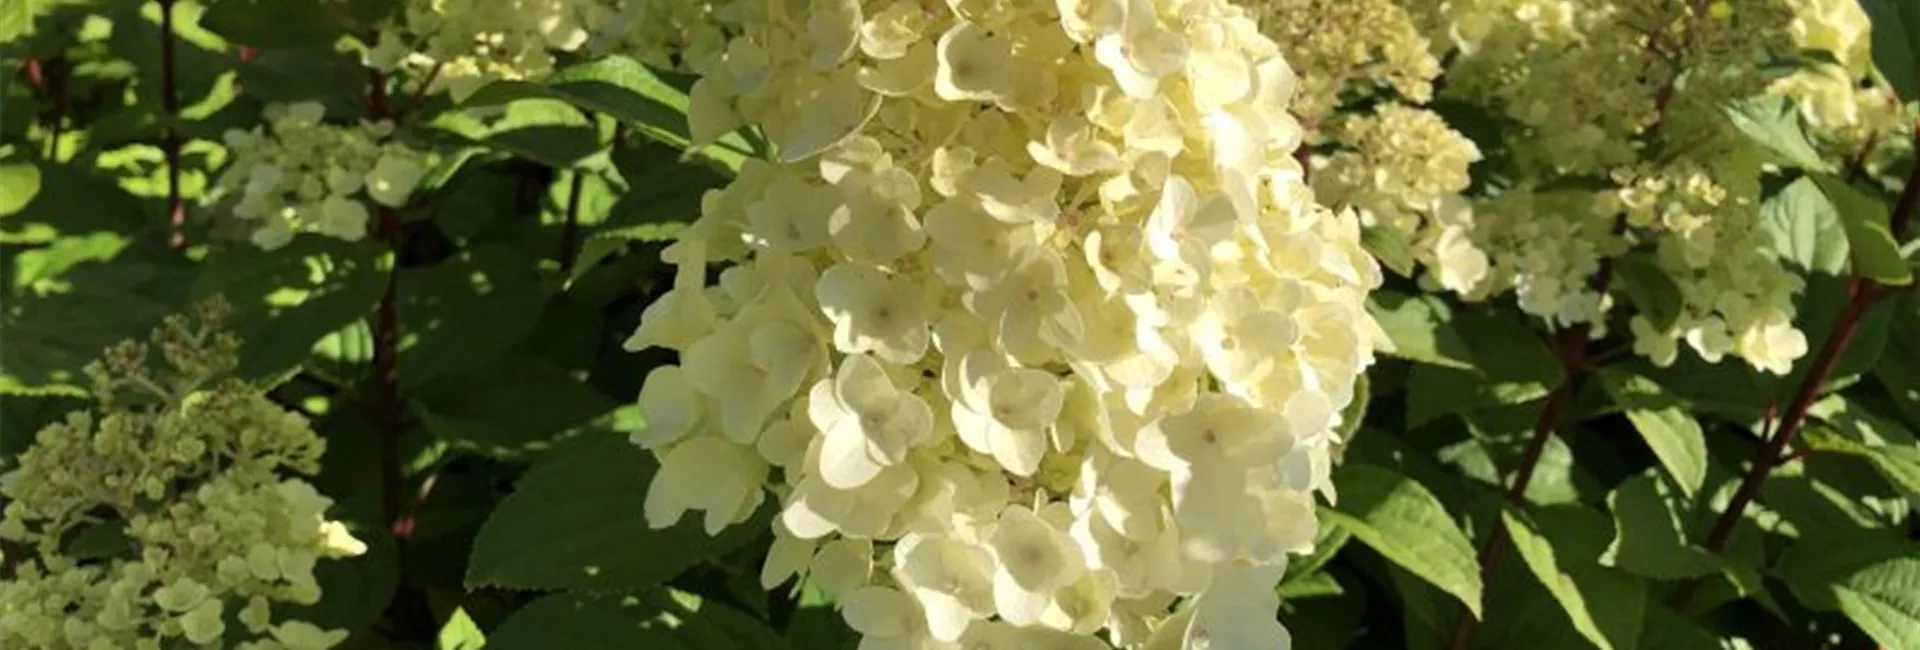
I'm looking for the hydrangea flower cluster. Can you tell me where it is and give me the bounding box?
[1256,0,1492,312]
[214,102,426,250]
[1284,0,1836,375]
[622,0,1383,647]
[1769,0,1912,171]
[365,0,731,100]
[1254,0,1441,125]
[0,301,367,650]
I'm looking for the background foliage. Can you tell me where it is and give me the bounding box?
[2,1,1918,649]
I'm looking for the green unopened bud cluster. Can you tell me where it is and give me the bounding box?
[0,300,367,650]
[214,102,426,250]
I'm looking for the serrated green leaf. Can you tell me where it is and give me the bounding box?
[198,0,344,48]
[1777,533,1920,610]
[646,591,793,650]
[1631,605,1721,650]
[1503,507,1646,650]
[599,140,729,231]
[484,593,673,650]
[1601,474,1718,580]
[1813,173,1912,286]
[1612,252,1684,332]
[1862,0,1920,103]
[1762,176,1850,277]
[192,237,388,379]
[2,245,194,396]
[465,434,767,591]
[464,57,750,170]
[1723,95,1835,173]
[431,98,601,169]
[398,245,548,389]
[1367,290,1476,370]
[1804,426,1920,497]
[1324,463,1484,618]
[1833,558,1920,649]
[414,356,620,457]
[1597,368,1707,497]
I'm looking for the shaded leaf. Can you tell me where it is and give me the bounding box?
[398,245,548,388]
[1862,0,1920,103]
[199,0,344,48]
[414,356,621,457]
[1612,252,1684,332]
[465,434,768,591]
[1503,506,1646,650]
[192,237,389,379]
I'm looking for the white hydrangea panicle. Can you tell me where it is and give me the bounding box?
[1768,0,1912,170]
[0,301,364,650]
[1290,0,1825,374]
[624,0,1384,647]
[213,102,427,249]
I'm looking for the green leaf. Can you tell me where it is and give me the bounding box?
[1803,426,1920,497]
[414,356,621,457]
[1861,0,1920,103]
[1833,559,1920,650]
[1777,533,1920,610]
[199,0,345,48]
[599,141,730,231]
[1323,463,1484,618]
[484,593,673,650]
[0,160,39,217]
[1601,474,1718,580]
[1762,176,1850,277]
[1367,290,1475,370]
[1783,546,1920,650]
[1723,95,1834,173]
[0,0,34,43]
[431,99,602,169]
[1813,173,1912,286]
[2,245,194,396]
[1362,225,1417,278]
[465,434,768,591]
[1502,507,1646,650]
[438,608,486,650]
[1612,252,1684,332]
[398,245,548,389]
[464,57,751,170]
[192,237,389,379]
[1332,372,1368,460]
[280,525,399,637]
[1597,368,1708,497]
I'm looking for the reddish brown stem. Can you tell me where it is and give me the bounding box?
[1889,121,1920,242]
[365,67,406,532]
[558,169,586,274]
[1444,324,1592,650]
[1669,280,1878,611]
[1671,124,1920,612]
[159,0,185,250]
